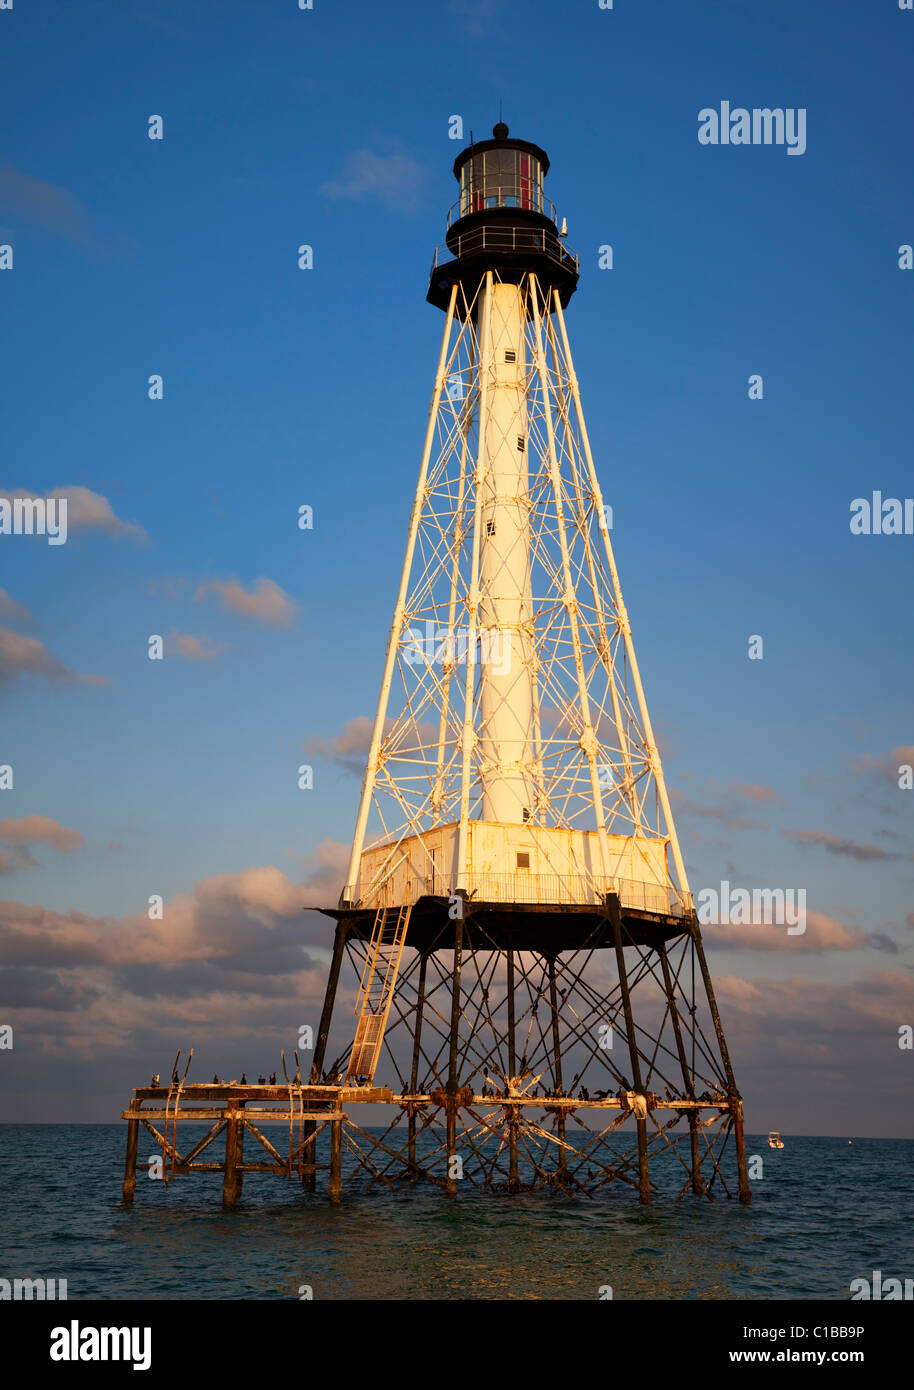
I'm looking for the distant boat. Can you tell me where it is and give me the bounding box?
[768,1131,785,1149]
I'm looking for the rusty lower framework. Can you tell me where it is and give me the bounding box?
[120,1083,747,1210]
[122,1082,361,1210]
[122,901,752,1208]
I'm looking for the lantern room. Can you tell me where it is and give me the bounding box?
[455,123,547,218]
[428,121,579,314]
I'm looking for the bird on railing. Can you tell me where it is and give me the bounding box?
[257,1074,266,1086]
[212,1074,219,1084]
[240,1072,247,1085]
[150,1073,160,1088]
[269,1072,277,1086]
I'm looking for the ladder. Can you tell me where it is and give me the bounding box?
[346,903,413,1084]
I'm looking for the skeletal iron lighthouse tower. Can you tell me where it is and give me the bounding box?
[313,124,751,1203]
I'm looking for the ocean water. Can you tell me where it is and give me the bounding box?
[1,1125,911,1301]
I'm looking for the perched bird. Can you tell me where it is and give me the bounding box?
[212,1074,219,1084]
[664,1088,672,1101]
[240,1072,247,1085]
[269,1072,277,1086]
[258,1074,266,1086]
[581,1087,590,1101]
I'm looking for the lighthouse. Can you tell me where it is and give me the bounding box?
[312,123,750,1203]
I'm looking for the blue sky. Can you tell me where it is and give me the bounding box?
[1,0,912,1131]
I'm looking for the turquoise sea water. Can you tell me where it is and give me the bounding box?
[1,1126,911,1301]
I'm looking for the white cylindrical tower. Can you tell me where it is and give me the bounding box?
[476,279,536,822]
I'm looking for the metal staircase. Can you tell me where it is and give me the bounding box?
[346,903,413,1083]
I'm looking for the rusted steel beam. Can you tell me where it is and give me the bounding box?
[303,921,350,1189]
[181,1120,227,1166]
[234,1105,245,1201]
[138,1112,179,1167]
[688,1111,705,1196]
[133,1084,345,1102]
[547,955,567,1185]
[731,1097,752,1204]
[121,1107,344,1123]
[222,1101,241,1211]
[506,946,519,1192]
[329,1117,343,1205]
[122,1100,140,1205]
[242,1118,288,1169]
[122,1096,725,1121]
[407,951,429,1172]
[607,900,651,1203]
[312,921,351,1082]
[165,1161,288,1174]
[445,913,464,1196]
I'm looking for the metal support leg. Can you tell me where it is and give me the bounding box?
[303,920,350,1189]
[329,1118,343,1206]
[446,914,464,1196]
[609,900,650,1204]
[732,1097,752,1205]
[507,945,519,1191]
[234,1107,245,1202]
[222,1101,240,1212]
[548,955,567,1185]
[122,1100,140,1205]
[408,952,429,1172]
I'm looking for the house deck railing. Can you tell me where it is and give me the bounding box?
[355,870,692,918]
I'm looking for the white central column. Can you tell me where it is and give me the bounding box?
[476,279,536,823]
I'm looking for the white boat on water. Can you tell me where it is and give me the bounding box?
[768,1131,785,1149]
